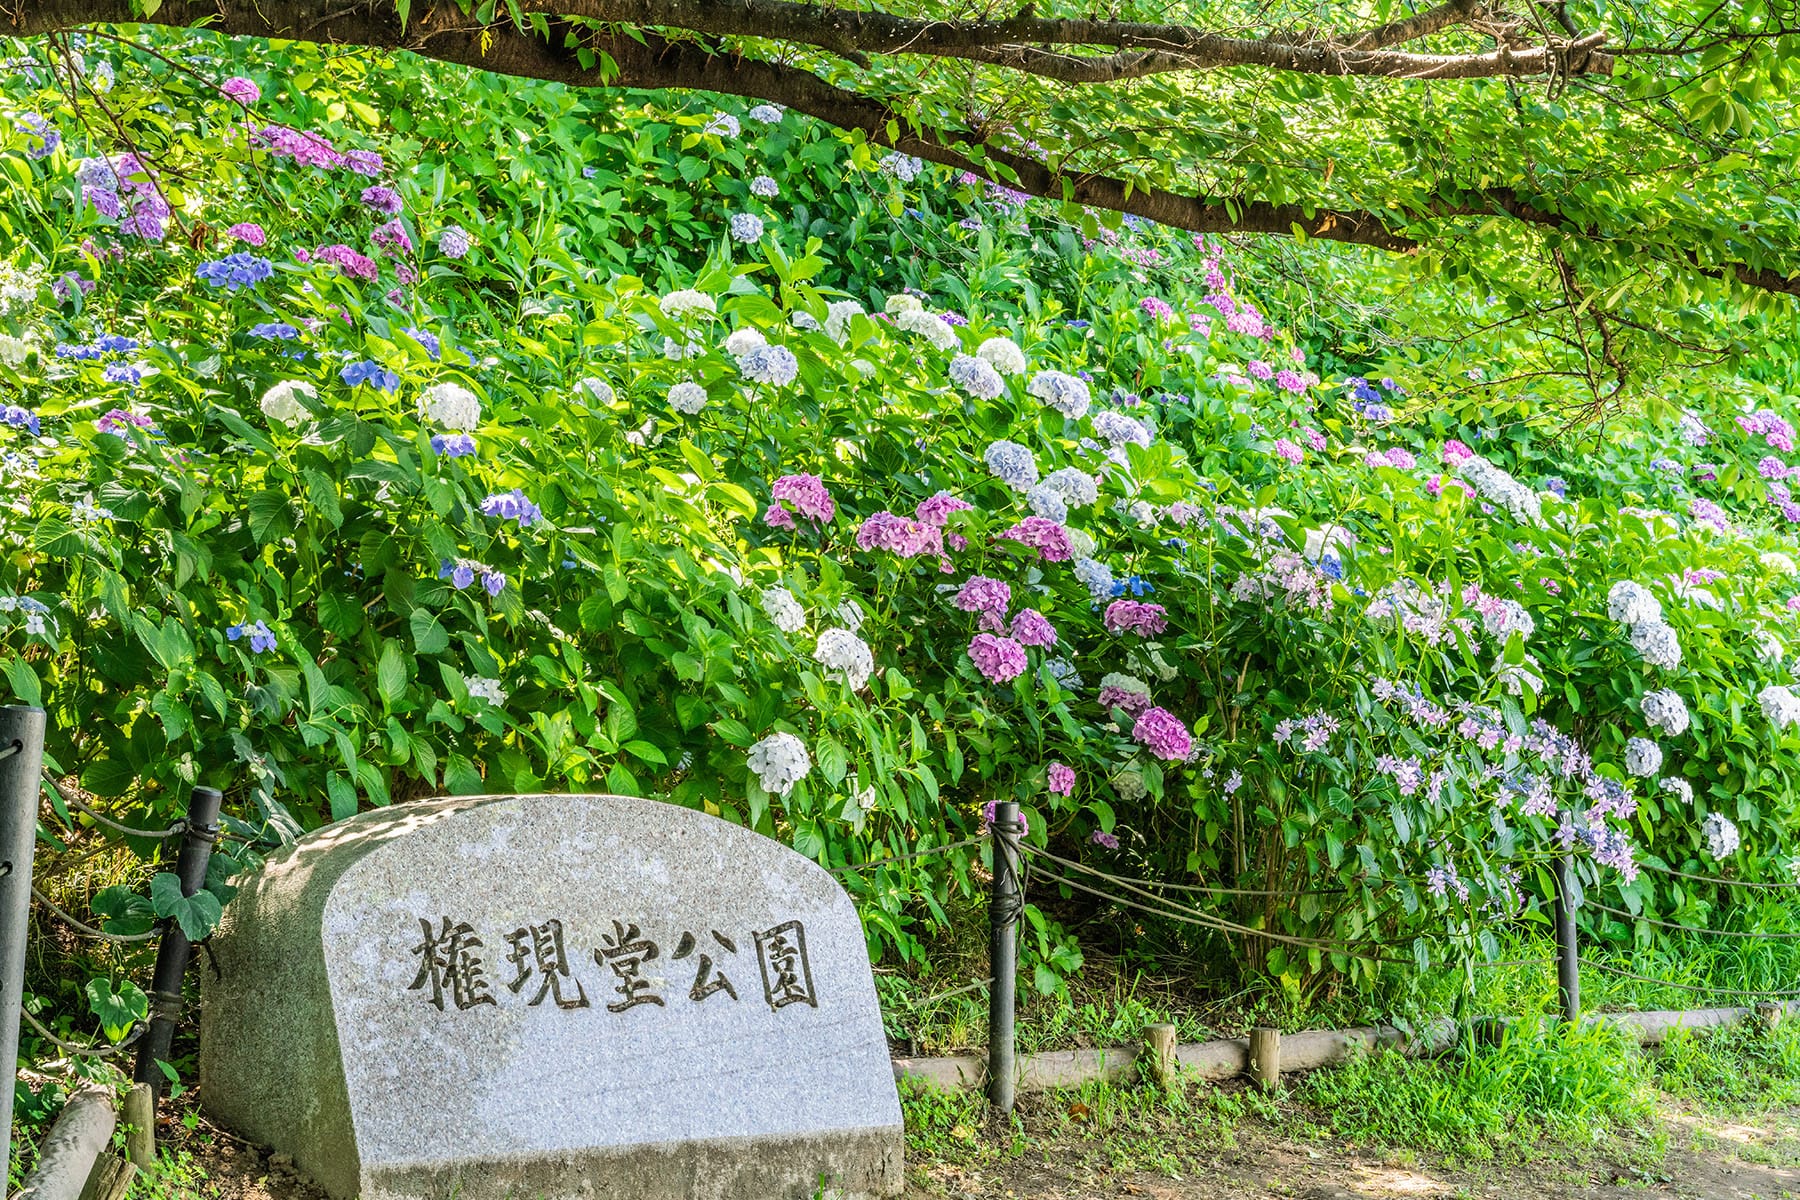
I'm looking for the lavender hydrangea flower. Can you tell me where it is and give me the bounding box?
[436,225,472,259]
[968,633,1027,684]
[198,252,274,290]
[728,213,764,242]
[704,112,741,138]
[749,175,779,198]
[361,185,403,216]
[747,104,784,124]
[738,343,798,386]
[984,439,1037,489]
[430,433,478,458]
[948,353,1004,399]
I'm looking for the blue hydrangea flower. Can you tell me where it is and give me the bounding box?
[1544,476,1567,498]
[341,360,399,391]
[1109,575,1155,598]
[1,405,40,435]
[95,333,137,354]
[17,113,59,160]
[728,213,764,243]
[249,322,298,339]
[404,327,442,360]
[103,362,142,387]
[197,252,275,290]
[480,488,543,527]
[430,433,477,458]
[226,619,277,654]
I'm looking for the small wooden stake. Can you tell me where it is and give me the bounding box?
[1759,1003,1784,1031]
[122,1082,155,1171]
[1248,1026,1281,1091]
[80,1156,136,1200]
[1143,1023,1177,1087]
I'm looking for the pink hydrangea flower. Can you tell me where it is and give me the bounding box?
[1273,438,1303,464]
[998,516,1073,562]
[226,222,267,246]
[1442,439,1474,464]
[968,633,1027,684]
[953,576,1010,632]
[1132,706,1192,761]
[1104,600,1167,637]
[1139,296,1174,321]
[220,77,260,106]
[1302,427,1327,452]
[855,512,943,558]
[769,473,835,523]
[1047,762,1076,795]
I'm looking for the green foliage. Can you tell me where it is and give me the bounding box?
[1295,1021,1654,1158]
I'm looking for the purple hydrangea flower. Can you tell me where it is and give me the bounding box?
[220,77,261,106]
[361,185,403,216]
[1132,706,1192,761]
[1047,762,1076,795]
[430,433,477,458]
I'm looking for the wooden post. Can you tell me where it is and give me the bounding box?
[1552,846,1581,1022]
[122,1082,156,1171]
[1248,1026,1281,1091]
[134,786,223,1098]
[987,800,1021,1114]
[0,705,48,1174]
[1143,1023,1177,1087]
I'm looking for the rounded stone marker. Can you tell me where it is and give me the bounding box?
[200,794,903,1199]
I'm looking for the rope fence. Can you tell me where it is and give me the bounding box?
[1588,899,1800,939]
[30,886,158,944]
[41,772,186,840]
[827,834,987,877]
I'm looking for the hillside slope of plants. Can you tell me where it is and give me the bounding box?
[6,32,1800,1055]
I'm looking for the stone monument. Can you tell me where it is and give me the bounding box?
[199,794,903,1199]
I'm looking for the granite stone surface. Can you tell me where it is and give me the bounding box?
[200,794,903,1199]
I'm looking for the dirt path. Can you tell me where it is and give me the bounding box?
[169,1101,1800,1200]
[907,1105,1800,1199]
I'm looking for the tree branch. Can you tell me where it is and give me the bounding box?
[5,2,1794,299]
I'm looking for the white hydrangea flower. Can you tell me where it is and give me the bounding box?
[976,337,1027,376]
[463,675,509,706]
[1074,557,1114,599]
[417,381,481,431]
[0,333,33,367]
[824,299,865,344]
[1641,688,1690,736]
[737,344,799,387]
[749,174,779,198]
[814,627,874,691]
[747,731,811,795]
[1113,769,1147,802]
[1025,485,1068,523]
[747,104,784,124]
[1757,629,1785,662]
[789,310,821,331]
[884,294,923,316]
[1703,811,1740,859]
[760,586,805,634]
[1624,737,1662,777]
[1027,370,1092,420]
[1661,777,1694,805]
[1044,467,1099,508]
[663,335,706,361]
[894,307,960,352]
[1065,527,1097,558]
[1629,619,1682,670]
[260,379,315,427]
[703,112,740,138]
[1761,684,1800,730]
[1608,580,1663,627]
[1456,453,1543,525]
[849,359,877,379]
[658,288,717,319]
[947,353,1004,399]
[575,376,614,405]
[668,381,708,416]
[1762,552,1797,576]
[724,328,767,357]
[878,153,923,182]
[834,600,864,633]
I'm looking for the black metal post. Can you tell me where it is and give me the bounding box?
[133,787,222,1098]
[987,800,1021,1113]
[1552,846,1580,1022]
[0,705,48,1175]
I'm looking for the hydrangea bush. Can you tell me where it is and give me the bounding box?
[5,34,1800,997]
